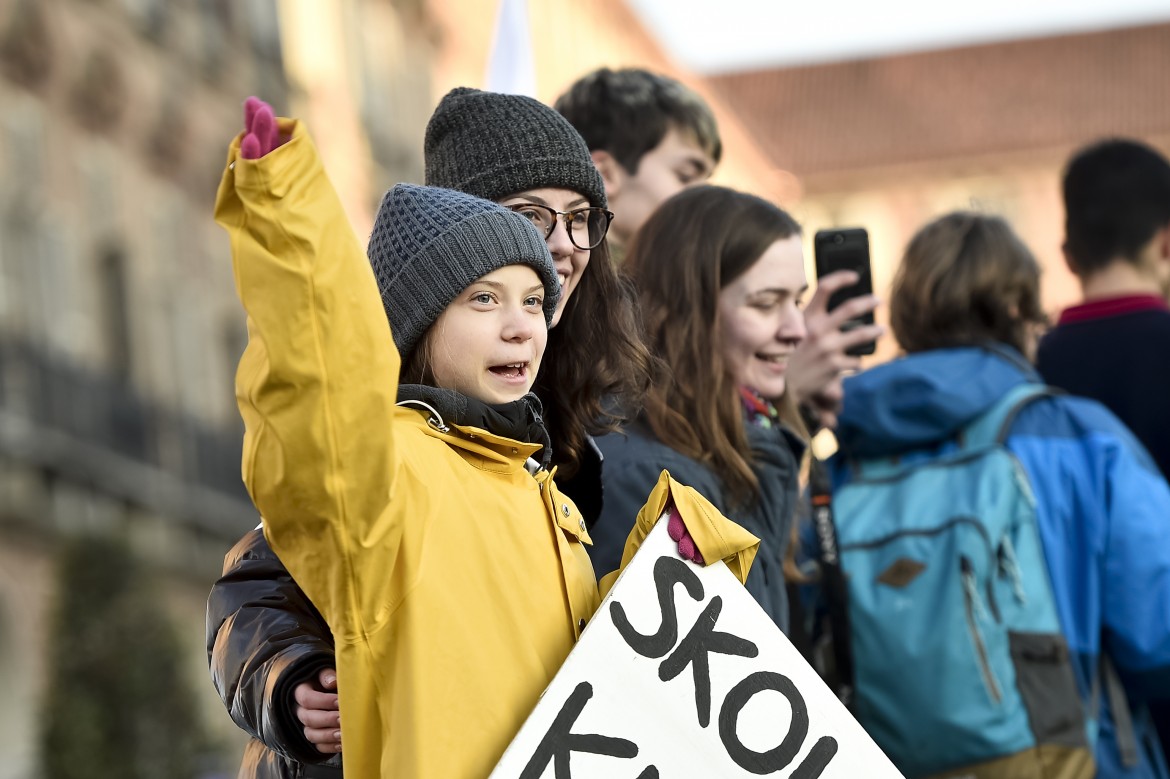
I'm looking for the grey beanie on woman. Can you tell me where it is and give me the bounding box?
[424,87,607,209]
[366,184,560,358]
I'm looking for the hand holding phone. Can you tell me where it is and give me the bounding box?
[814,228,877,357]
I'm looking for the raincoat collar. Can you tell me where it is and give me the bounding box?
[397,385,553,468]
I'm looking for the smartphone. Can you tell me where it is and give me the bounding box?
[814,227,875,357]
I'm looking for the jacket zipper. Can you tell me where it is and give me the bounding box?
[961,555,1002,704]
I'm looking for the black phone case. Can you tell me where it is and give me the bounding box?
[814,228,875,356]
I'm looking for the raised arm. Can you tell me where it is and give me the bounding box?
[213,110,402,631]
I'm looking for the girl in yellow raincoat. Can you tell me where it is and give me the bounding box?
[214,101,759,778]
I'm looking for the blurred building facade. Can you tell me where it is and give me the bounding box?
[273,0,440,237]
[0,0,444,774]
[710,22,1170,362]
[0,0,274,775]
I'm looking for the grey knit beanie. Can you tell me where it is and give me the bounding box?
[367,184,560,358]
[424,87,607,209]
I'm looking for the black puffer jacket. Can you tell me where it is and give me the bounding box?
[205,441,605,778]
[206,529,342,779]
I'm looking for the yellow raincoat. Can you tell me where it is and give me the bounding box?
[213,120,759,778]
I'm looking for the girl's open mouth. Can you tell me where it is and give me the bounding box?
[489,362,529,381]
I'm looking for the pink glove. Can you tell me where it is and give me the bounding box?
[239,96,284,159]
[667,503,704,565]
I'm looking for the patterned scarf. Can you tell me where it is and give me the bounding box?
[739,386,782,429]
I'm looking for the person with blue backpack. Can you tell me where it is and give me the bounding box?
[825,211,1170,778]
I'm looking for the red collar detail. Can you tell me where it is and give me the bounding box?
[1058,294,1170,325]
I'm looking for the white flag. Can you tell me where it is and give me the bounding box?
[485,0,536,97]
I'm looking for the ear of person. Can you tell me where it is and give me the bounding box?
[590,149,624,200]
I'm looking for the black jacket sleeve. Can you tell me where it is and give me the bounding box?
[206,528,337,765]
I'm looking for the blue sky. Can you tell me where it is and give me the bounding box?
[625,0,1170,73]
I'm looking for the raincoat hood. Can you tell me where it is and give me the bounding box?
[836,346,1041,458]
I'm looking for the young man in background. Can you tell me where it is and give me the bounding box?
[1037,137,1170,758]
[1038,138,1170,480]
[555,67,721,254]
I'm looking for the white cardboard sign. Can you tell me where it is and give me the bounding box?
[492,517,904,778]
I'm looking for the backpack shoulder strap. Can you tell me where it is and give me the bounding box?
[808,457,855,709]
[958,383,1058,451]
[1096,652,1140,768]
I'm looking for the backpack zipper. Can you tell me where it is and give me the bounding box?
[961,555,1003,704]
[997,536,1028,605]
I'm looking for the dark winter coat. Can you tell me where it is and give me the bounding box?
[206,529,342,778]
[589,416,804,632]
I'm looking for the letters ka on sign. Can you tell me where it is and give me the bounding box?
[491,516,904,778]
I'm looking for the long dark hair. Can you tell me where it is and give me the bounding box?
[626,185,802,506]
[534,237,653,477]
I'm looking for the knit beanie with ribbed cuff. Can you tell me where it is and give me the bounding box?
[424,87,607,209]
[367,184,560,358]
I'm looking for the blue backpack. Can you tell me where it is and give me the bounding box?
[826,384,1098,778]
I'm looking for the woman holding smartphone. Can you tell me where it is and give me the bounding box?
[589,184,810,632]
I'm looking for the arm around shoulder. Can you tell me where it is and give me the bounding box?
[206,528,338,762]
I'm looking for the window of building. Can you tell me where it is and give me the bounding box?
[98,248,132,382]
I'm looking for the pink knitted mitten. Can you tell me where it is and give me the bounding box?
[667,503,704,565]
[239,96,283,159]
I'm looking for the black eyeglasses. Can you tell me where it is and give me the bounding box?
[506,203,614,251]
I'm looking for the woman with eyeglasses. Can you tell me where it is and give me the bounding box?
[207,88,654,779]
[424,89,648,526]
[589,185,811,633]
